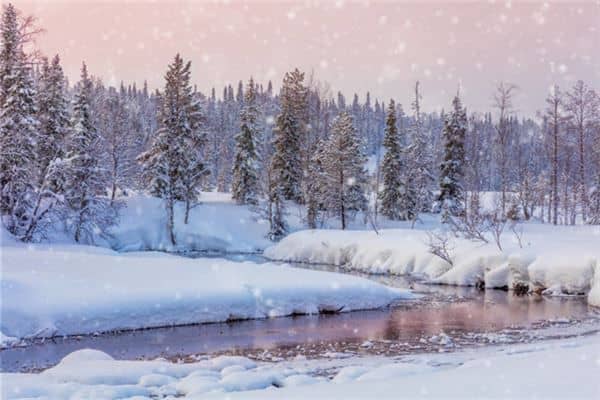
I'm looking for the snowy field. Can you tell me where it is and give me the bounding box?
[0,229,411,346]
[265,224,600,307]
[3,329,599,399]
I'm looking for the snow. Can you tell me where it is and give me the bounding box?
[0,348,322,399]
[265,223,600,304]
[0,232,411,344]
[3,332,600,399]
[589,265,600,308]
[108,192,281,253]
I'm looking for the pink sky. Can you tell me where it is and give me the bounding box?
[12,0,600,115]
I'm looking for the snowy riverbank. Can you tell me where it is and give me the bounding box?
[265,224,600,307]
[3,328,600,399]
[0,235,411,346]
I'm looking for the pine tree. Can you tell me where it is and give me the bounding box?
[408,81,433,220]
[63,63,114,243]
[0,51,38,237]
[379,99,404,220]
[232,77,261,205]
[271,69,307,202]
[36,55,69,187]
[205,87,220,189]
[18,54,71,242]
[216,98,230,192]
[98,88,134,204]
[138,54,207,244]
[493,82,518,217]
[0,3,18,106]
[321,112,367,229]
[438,93,467,222]
[180,88,209,223]
[0,4,39,236]
[216,85,237,192]
[305,139,327,229]
[267,165,287,241]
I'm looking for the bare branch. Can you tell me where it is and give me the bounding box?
[426,230,454,266]
[509,221,525,249]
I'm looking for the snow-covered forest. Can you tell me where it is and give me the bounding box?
[2,2,600,247]
[2,2,600,399]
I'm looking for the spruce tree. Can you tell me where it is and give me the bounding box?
[98,88,134,204]
[0,46,38,236]
[216,85,236,192]
[266,69,308,239]
[267,166,287,241]
[379,99,404,220]
[0,3,18,106]
[232,77,261,205]
[19,54,71,242]
[36,54,69,191]
[139,54,207,244]
[438,93,467,222]
[305,139,327,229]
[322,112,367,229]
[179,87,208,224]
[63,63,114,243]
[271,69,307,202]
[408,81,434,219]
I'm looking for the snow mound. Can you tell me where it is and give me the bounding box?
[109,193,276,253]
[0,349,322,399]
[265,224,600,300]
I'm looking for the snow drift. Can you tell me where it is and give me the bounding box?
[264,224,600,304]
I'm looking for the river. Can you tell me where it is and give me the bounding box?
[1,257,598,372]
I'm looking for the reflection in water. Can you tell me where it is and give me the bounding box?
[1,261,595,372]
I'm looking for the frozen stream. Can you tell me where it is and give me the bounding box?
[1,255,599,373]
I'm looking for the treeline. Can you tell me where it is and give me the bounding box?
[1,4,599,245]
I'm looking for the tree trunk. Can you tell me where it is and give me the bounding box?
[547,190,552,224]
[578,122,587,222]
[167,197,176,245]
[552,112,559,225]
[110,182,117,206]
[110,148,118,206]
[74,212,82,243]
[74,195,85,243]
[501,149,507,218]
[340,170,346,230]
[184,199,190,225]
[539,191,545,223]
[22,194,44,242]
